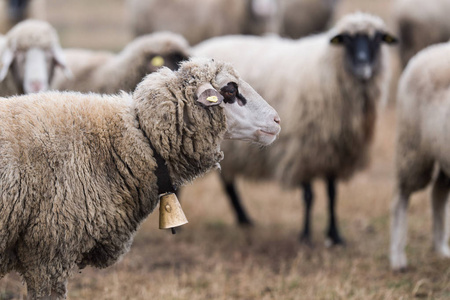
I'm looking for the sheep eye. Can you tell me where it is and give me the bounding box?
[220,82,247,106]
[220,82,238,103]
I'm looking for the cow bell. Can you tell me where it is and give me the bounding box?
[159,193,188,234]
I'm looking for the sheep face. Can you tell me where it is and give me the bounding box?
[0,20,71,94]
[330,30,397,81]
[0,45,70,94]
[196,76,280,146]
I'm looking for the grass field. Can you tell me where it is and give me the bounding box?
[1,0,450,299]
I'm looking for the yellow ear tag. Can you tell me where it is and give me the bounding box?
[207,96,218,103]
[151,56,165,67]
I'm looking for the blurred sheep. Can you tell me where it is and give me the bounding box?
[128,0,281,45]
[391,42,450,270]
[51,31,190,94]
[280,0,339,39]
[394,0,450,68]
[0,19,70,96]
[194,12,397,245]
[0,57,280,299]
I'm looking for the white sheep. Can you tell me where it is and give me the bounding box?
[394,0,450,68]
[127,0,281,46]
[391,42,450,270]
[0,19,70,96]
[51,31,190,94]
[194,12,397,245]
[0,57,280,299]
[280,0,339,39]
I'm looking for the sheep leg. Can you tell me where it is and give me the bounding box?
[299,182,314,244]
[220,175,253,225]
[390,189,410,271]
[431,170,450,258]
[24,269,68,300]
[326,177,344,246]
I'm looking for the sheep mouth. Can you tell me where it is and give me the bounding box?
[258,129,279,136]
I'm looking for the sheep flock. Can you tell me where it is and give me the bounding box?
[0,0,449,299]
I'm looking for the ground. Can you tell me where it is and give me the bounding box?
[1,0,449,299]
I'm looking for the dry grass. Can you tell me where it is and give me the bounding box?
[1,0,450,299]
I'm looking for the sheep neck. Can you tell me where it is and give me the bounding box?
[135,100,226,190]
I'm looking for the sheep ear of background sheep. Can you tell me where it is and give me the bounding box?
[51,45,73,78]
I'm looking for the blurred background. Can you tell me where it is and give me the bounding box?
[1,0,449,299]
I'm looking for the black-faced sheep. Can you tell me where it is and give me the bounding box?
[391,42,450,270]
[0,57,280,299]
[194,12,397,245]
[51,31,190,94]
[127,0,281,46]
[0,19,70,96]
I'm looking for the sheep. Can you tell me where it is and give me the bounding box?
[0,57,281,300]
[127,0,281,46]
[0,19,71,96]
[193,12,397,245]
[280,0,339,39]
[391,42,450,270]
[51,31,190,94]
[394,0,450,68]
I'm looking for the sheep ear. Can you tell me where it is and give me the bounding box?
[195,83,224,107]
[52,45,73,79]
[381,33,398,45]
[0,48,14,81]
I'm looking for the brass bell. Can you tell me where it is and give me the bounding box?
[159,193,188,233]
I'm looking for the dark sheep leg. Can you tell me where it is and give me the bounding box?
[300,182,314,244]
[326,177,345,245]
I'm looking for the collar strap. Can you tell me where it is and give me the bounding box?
[148,140,176,195]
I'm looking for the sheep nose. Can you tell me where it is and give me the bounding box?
[30,80,43,92]
[274,115,281,124]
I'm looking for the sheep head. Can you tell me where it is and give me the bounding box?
[0,19,71,94]
[329,12,398,81]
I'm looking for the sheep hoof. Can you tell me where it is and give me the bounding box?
[390,253,408,271]
[299,235,314,247]
[436,246,450,258]
[237,219,253,227]
[324,236,346,248]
